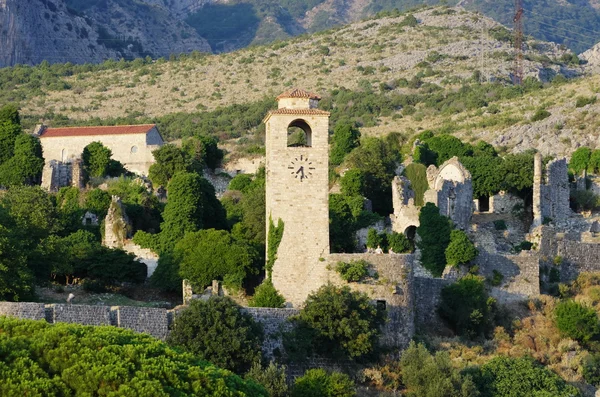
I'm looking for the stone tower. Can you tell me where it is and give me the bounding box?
[264,89,331,307]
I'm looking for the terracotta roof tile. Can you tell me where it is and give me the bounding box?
[276,88,321,100]
[269,108,330,116]
[40,124,156,138]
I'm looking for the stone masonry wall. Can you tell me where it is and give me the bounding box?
[328,253,415,349]
[0,304,172,340]
[413,276,452,332]
[242,308,299,359]
[474,252,540,303]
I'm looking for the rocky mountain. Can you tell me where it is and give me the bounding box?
[0,0,210,68]
[2,0,600,67]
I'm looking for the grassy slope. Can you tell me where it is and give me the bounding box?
[5,6,599,157]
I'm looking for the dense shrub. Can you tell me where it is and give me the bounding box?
[400,341,478,397]
[335,260,369,282]
[571,190,599,212]
[387,231,412,253]
[474,356,580,397]
[246,361,288,397]
[248,279,286,308]
[176,229,259,291]
[168,297,264,374]
[330,123,361,166]
[0,317,267,396]
[575,95,597,108]
[417,203,451,276]
[555,300,600,344]
[445,230,478,266]
[285,284,386,360]
[291,369,356,397]
[570,147,592,174]
[530,108,551,122]
[439,275,495,338]
[82,141,125,179]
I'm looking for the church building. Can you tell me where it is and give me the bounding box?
[35,124,164,176]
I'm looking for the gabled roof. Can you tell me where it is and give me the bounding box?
[39,124,157,138]
[276,88,321,101]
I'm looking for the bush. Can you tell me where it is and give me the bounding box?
[249,279,286,308]
[0,317,267,396]
[555,300,600,344]
[570,147,592,174]
[417,203,451,276]
[571,190,599,212]
[246,361,288,397]
[575,95,597,108]
[445,230,478,267]
[530,108,550,122]
[439,275,495,338]
[167,297,264,374]
[335,260,369,282]
[387,231,412,253]
[366,228,385,250]
[400,341,478,397]
[286,284,386,360]
[291,369,356,397]
[474,356,580,397]
[402,163,428,206]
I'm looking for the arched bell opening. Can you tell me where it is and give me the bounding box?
[287,119,312,147]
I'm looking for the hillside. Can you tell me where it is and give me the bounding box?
[3,7,598,158]
[2,0,600,67]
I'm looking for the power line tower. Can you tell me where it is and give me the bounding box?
[513,0,524,85]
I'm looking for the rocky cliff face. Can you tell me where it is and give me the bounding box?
[0,0,210,67]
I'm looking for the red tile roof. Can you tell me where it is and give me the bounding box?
[276,88,321,100]
[269,108,330,116]
[39,124,156,138]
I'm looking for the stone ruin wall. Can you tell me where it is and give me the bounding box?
[391,176,420,234]
[327,253,415,349]
[489,191,524,215]
[533,154,570,227]
[0,301,301,359]
[473,252,540,303]
[41,159,84,192]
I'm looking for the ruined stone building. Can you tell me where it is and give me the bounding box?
[532,152,571,227]
[392,156,473,234]
[36,124,164,190]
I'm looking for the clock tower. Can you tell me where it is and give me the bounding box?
[264,89,331,306]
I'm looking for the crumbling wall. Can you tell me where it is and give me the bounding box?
[391,176,420,234]
[474,252,540,303]
[40,159,84,191]
[533,154,570,227]
[423,157,473,230]
[490,191,523,215]
[328,253,414,349]
[242,308,299,359]
[103,196,131,249]
[413,276,452,332]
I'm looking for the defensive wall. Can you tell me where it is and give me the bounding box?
[328,253,415,349]
[0,301,301,357]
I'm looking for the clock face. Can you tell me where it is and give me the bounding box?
[287,154,316,182]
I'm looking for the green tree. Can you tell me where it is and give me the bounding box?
[340,169,365,197]
[0,225,34,301]
[148,144,192,188]
[400,341,479,397]
[344,136,400,214]
[555,300,600,344]
[588,149,600,174]
[475,356,580,397]
[176,229,259,291]
[84,188,111,219]
[570,147,592,175]
[421,134,473,166]
[461,155,504,199]
[291,284,386,360]
[417,203,451,276]
[1,186,56,242]
[82,141,113,178]
[249,279,286,308]
[0,316,267,396]
[438,275,495,338]
[445,230,478,266]
[500,151,535,195]
[330,123,361,165]
[167,297,264,374]
[0,134,44,186]
[0,104,21,165]
[291,369,356,397]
